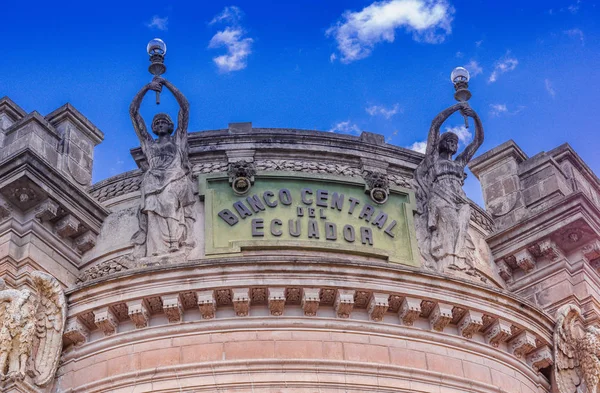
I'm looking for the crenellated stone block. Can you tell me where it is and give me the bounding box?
[55,214,80,238]
[302,288,320,316]
[528,238,562,261]
[334,289,355,318]
[232,288,250,316]
[582,240,600,261]
[162,294,183,323]
[429,302,453,332]
[485,319,512,347]
[458,310,484,338]
[74,231,96,253]
[94,307,118,336]
[514,249,535,273]
[496,259,513,282]
[398,297,421,325]
[197,290,216,319]
[63,318,89,346]
[528,346,553,371]
[268,287,286,316]
[34,198,59,221]
[509,330,537,358]
[127,299,150,329]
[368,292,389,322]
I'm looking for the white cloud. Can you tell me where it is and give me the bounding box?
[564,28,584,44]
[407,141,427,153]
[475,40,483,48]
[209,7,253,73]
[365,103,401,119]
[444,125,471,145]
[146,15,168,31]
[326,0,454,63]
[545,79,556,98]
[464,60,483,77]
[210,6,242,25]
[209,28,253,73]
[488,52,518,83]
[489,104,508,117]
[455,51,463,58]
[566,0,581,14]
[329,121,361,135]
[330,53,337,63]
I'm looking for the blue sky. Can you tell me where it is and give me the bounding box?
[1,0,598,204]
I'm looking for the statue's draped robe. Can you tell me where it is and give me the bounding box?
[133,138,195,256]
[427,158,471,266]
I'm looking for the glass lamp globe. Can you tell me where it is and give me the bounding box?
[451,67,470,83]
[147,38,167,56]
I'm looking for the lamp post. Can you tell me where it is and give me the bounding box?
[147,38,167,105]
[451,66,471,128]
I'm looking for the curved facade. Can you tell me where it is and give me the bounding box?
[0,99,599,393]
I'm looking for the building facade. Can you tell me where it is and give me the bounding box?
[0,94,599,393]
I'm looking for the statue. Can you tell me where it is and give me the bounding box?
[129,76,196,257]
[554,304,600,393]
[413,102,484,271]
[0,271,66,386]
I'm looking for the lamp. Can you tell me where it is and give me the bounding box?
[147,38,167,104]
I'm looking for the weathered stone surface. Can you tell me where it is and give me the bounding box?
[127,299,150,328]
[197,290,216,319]
[161,294,183,323]
[414,103,484,273]
[302,288,320,316]
[94,307,118,336]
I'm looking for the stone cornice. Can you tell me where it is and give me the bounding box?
[0,96,27,122]
[469,139,528,179]
[0,149,110,228]
[65,258,555,360]
[487,192,600,259]
[45,103,104,145]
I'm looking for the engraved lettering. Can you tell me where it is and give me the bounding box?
[246,194,265,213]
[289,219,301,237]
[348,197,360,215]
[233,201,253,218]
[263,190,278,208]
[325,222,337,240]
[270,219,282,236]
[384,220,397,238]
[316,189,328,207]
[297,206,304,217]
[308,207,315,218]
[218,209,239,226]
[360,226,373,245]
[331,192,344,211]
[251,219,264,237]
[279,189,292,205]
[343,225,355,242]
[319,208,327,219]
[301,188,313,205]
[358,204,376,222]
[308,219,320,239]
[372,212,388,229]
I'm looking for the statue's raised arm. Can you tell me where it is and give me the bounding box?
[129,82,157,151]
[159,77,190,149]
[455,106,484,165]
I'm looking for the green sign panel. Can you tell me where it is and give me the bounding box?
[199,172,420,266]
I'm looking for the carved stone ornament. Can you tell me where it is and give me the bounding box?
[228,160,257,196]
[554,304,600,393]
[363,171,389,204]
[129,76,197,258]
[0,271,67,386]
[413,102,484,272]
[78,256,130,283]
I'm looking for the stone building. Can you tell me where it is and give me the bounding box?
[0,93,599,393]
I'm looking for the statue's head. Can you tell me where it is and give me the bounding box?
[439,132,459,155]
[151,113,174,137]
